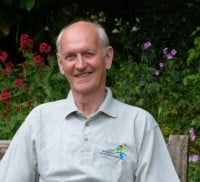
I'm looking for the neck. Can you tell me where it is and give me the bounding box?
[72,87,106,118]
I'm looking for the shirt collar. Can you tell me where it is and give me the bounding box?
[65,87,118,118]
[65,90,79,117]
[99,87,118,118]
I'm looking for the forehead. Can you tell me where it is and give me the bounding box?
[60,22,100,52]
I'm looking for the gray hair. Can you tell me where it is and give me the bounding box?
[56,21,110,54]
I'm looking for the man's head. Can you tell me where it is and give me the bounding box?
[56,21,113,95]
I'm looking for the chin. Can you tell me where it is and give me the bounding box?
[73,85,99,95]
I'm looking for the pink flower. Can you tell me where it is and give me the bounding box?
[167,53,173,60]
[171,49,177,56]
[163,47,168,55]
[159,62,164,68]
[189,128,197,142]
[154,70,160,76]
[189,155,199,162]
[143,41,152,50]
[39,42,52,54]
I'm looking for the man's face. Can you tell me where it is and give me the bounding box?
[57,22,113,95]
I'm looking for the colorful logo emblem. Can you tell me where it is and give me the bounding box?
[99,144,127,160]
[116,145,127,160]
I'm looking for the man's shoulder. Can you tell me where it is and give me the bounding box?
[114,98,152,116]
[30,98,68,114]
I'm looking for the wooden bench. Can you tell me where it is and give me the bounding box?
[167,135,189,182]
[0,135,189,182]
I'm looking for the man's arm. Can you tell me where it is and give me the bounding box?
[0,118,38,182]
[135,126,180,182]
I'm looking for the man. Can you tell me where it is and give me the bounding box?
[0,21,180,182]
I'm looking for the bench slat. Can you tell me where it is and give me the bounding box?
[167,135,189,182]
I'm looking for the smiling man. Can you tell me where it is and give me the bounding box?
[0,21,180,182]
[56,21,113,117]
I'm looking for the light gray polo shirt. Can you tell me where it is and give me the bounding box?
[0,88,180,182]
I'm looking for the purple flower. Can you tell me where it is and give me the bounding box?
[171,49,177,56]
[163,48,168,55]
[190,134,196,142]
[189,128,197,142]
[189,155,199,162]
[154,70,160,76]
[167,53,173,60]
[189,128,195,135]
[143,41,152,50]
[159,62,164,68]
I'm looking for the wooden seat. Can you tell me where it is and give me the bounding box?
[167,135,189,182]
[0,135,189,182]
[0,140,10,160]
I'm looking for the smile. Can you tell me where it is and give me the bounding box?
[75,72,92,78]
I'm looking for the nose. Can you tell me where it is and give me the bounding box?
[75,54,87,71]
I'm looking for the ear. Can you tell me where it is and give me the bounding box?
[105,46,114,70]
[57,53,65,75]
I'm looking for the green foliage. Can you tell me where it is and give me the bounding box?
[19,0,35,11]
[0,35,69,139]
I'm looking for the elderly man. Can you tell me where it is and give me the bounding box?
[0,21,180,182]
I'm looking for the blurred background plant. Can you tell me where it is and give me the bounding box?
[0,34,69,139]
[0,0,200,181]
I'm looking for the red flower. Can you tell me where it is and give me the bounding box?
[18,72,24,78]
[2,109,9,118]
[34,54,44,68]
[20,34,33,52]
[2,66,11,76]
[16,105,21,110]
[5,102,12,106]
[0,50,8,62]
[0,92,12,102]
[24,86,30,93]
[14,79,23,88]
[6,61,14,68]
[27,99,34,107]
[22,61,29,68]
[39,42,51,54]
[3,86,9,91]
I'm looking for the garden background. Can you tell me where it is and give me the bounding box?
[0,0,200,181]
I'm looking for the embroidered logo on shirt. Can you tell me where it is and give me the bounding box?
[99,144,127,160]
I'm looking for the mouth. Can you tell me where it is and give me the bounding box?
[75,72,92,78]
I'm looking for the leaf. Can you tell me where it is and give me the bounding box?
[187,49,196,65]
[20,0,35,11]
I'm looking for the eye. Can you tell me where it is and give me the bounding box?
[64,54,76,61]
[83,52,95,58]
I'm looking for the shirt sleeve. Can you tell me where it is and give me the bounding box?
[0,113,39,182]
[135,126,180,182]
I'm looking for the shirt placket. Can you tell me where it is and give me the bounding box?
[77,113,94,165]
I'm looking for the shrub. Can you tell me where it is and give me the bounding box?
[0,34,69,139]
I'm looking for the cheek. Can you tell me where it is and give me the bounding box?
[59,62,73,75]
